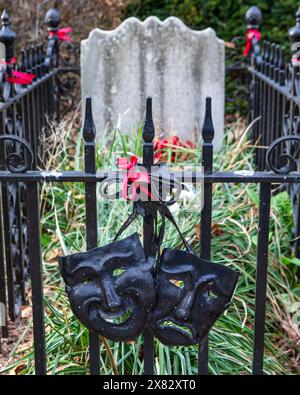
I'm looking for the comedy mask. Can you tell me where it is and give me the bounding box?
[149,248,239,346]
[59,232,155,342]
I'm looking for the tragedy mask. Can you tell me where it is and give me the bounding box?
[149,248,239,346]
[59,233,155,342]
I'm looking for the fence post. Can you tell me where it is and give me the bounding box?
[288,7,300,93]
[288,8,300,280]
[245,6,262,66]
[0,10,17,322]
[142,97,155,375]
[0,10,16,101]
[83,97,100,375]
[198,97,214,375]
[245,6,263,169]
[0,10,15,333]
[44,8,60,69]
[0,9,16,63]
[44,8,60,119]
[0,187,8,338]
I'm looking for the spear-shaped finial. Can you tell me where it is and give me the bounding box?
[202,97,215,144]
[1,10,9,26]
[83,97,96,142]
[142,97,155,143]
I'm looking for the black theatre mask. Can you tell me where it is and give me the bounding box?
[149,249,239,346]
[149,206,239,346]
[59,232,155,342]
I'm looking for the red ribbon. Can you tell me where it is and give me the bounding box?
[117,155,153,201]
[243,29,261,56]
[0,58,35,84]
[1,57,17,65]
[7,70,35,85]
[0,57,16,69]
[292,56,300,65]
[50,27,73,43]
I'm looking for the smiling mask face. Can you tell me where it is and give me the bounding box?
[60,233,155,341]
[149,249,239,346]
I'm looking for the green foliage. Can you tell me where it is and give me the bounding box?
[125,0,297,46]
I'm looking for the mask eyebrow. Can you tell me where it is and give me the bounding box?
[67,264,98,279]
[59,247,102,276]
[161,263,195,275]
[102,254,132,271]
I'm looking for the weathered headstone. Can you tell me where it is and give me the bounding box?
[81,16,225,149]
[0,42,5,62]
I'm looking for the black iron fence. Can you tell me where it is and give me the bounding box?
[0,8,79,335]
[226,6,300,169]
[0,95,299,375]
[0,4,299,375]
[226,6,300,274]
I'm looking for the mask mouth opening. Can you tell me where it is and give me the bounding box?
[103,307,133,324]
[89,303,133,325]
[159,319,193,338]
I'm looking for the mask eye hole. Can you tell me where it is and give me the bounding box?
[169,279,185,289]
[205,281,219,299]
[83,275,93,284]
[209,290,219,299]
[113,268,126,277]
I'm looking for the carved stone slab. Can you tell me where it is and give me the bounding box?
[81,17,224,149]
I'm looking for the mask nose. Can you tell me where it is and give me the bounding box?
[175,290,195,321]
[102,281,122,310]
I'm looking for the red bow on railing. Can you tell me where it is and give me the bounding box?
[0,57,35,84]
[243,29,261,56]
[117,155,153,201]
[292,56,300,66]
[50,27,73,43]
[7,71,35,85]
[0,57,17,65]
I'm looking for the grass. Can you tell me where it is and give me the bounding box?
[1,113,299,375]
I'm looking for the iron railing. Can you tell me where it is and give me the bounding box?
[0,4,299,375]
[0,96,299,375]
[0,8,79,335]
[226,6,300,276]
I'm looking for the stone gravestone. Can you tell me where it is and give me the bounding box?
[81,17,224,149]
[0,42,5,62]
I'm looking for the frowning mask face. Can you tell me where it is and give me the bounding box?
[59,233,155,342]
[149,249,239,346]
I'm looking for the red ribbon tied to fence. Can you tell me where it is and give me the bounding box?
[7,71,35,85]
[243,29,261,56]
[117,155,153,201]
[50,27,73,43]
[1,57,17,65]
[0,57,35,84]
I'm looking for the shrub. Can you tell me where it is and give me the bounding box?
[125,0,297,47]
